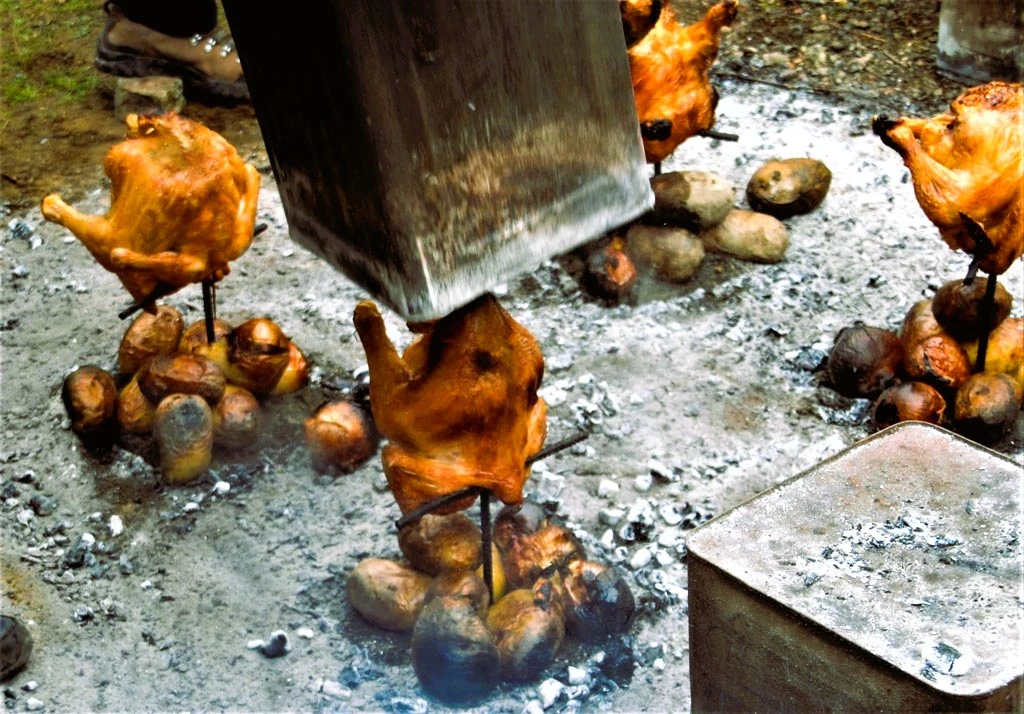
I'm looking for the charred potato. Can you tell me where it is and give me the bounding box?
[116,373,157,434]
[873,382,947,429]
[931,277,1012,341]
[398,513,483,575]
[118,304,184,375]
[826,324,903,398]
[953,372,1020,444]
[138,353,226,406]
[153,393,214,484]
[62,365,117,433]
[561,559,636,642]
[900,299,971,390]
[227,318,291,395]
[268,341,311,396]
[486,579,565,682]
[412,595,500,705]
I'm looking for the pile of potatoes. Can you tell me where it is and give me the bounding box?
[61,306,310,483]
[347,502,635,706]
[826,277,1023,444]
[584,158,832,298]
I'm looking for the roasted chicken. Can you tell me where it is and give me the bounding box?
[41,112,260,311]
[626,0,739,166]
[873,82,1023,277]
[620,0,663,49]
[353,294,547,516]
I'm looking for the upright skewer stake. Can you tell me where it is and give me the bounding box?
[202,279,217,344]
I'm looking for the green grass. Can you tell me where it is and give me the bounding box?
[0,0,106,108]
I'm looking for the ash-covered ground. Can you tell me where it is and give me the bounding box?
[1,78,1022,714]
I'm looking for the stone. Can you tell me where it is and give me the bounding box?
[701,209,789,263]
[114,76,185,121]
[626,224,705,283]
[746,158,832,218]
[648,170,735,231]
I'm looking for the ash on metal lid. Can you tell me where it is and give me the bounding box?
[686,421,1023,696]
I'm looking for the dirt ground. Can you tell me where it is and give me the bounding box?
[1,1,1022,713]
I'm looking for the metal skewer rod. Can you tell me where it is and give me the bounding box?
[202,279,217,344]
[974,273,998,373]
[697,128,740,142]
[479,490,493,602]
[526,432,589,465]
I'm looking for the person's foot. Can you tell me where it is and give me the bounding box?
[95,2,249,104]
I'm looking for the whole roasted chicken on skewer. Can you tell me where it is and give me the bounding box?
[625,0,739,172]
[353,294,548,517]
[873,81,1023,369]
[41,112,261,314]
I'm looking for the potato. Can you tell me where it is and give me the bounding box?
[953,372,1020,444]
[825,324,902,398]
[872,382,947,430]
[117,373,157,434]
[118,304,184,375]
[746,158,832,218]
[585,236,638,299]
[932,277,1012,341]
[424,570,491,618]
[227,318,291,395]
[962,317,1023,402]
[900,299,971,390]
[626,224,705,282]
[701,209,789,263]
[153,393,214,484]
[138,353,226,406]
[398,512,483,575]
[412,596,500,705]
[503,524,586,591]
[213,384,262,449]
[62,365,117,433]
[347,558,433,632]
[177,318,232,356]
[267,341,310,396]
[303,400,377,472]
[648,170,734,231]
[486,579,565,682]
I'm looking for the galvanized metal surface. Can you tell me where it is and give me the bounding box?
[222,0,653,320]
[687,422,1024,712]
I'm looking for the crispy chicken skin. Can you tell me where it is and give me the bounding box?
[873,82,1023,276]
[41,112,260,310]
[620,0,662,49]
[353,294,547,515]
[627,0,738,164]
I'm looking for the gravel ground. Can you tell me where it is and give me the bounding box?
[1,2,1022,713]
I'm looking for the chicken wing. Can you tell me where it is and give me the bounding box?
[353,294,547,515]
[41,112,260,310]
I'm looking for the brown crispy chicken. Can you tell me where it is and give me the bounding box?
[873,82,1024,276]
[626,0,738,165]
[41,112,260,310]
[353,294,547,516]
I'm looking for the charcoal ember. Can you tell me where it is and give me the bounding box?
[584,237,638,299]
[338,648,384,688]
[625,499,656,542]
[561,560,636,642]
[595,635,635,686]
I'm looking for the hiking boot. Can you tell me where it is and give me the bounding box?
[95,2,249,104]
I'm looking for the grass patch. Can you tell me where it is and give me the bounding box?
[0,0,106,109]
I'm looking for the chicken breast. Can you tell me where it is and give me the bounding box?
[353,294,547,515]
[41,112,260,309]
[626,0,739,164]
[873,81,1023,276]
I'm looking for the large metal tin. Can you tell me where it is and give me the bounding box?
[222,0,653,320]
[687,422,1023,713]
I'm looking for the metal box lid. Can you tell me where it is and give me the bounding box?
[687,422,1023,697]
